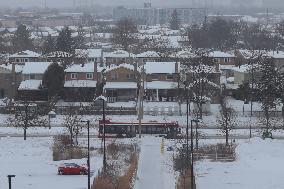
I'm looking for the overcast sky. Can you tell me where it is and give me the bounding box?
[0,0,274,9]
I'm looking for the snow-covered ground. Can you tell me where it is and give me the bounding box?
[196,138,284,189]
[134,136,177,189]
[0,137,103,189]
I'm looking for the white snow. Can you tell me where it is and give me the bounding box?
[104,63,135,73]
[65,62,95,73]
[104,50,135,58]
[196,138,284,189]
[134,136,176,189]
[145,81,178,89]
[64,80,97,88]
[9,50,41,58]
[0,137,103,189]
[136,51,160,58]
[145,62,177,74]
[210,51,235,58]
[22,62,52,74]
[104,82,137,89]
[18,80,42,90]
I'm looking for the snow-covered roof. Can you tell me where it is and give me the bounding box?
[104,82,137,89]
[146,81,178,89]
[9,50,41,58]
[266,51,284,59]
[104,50,135,58]
[64,80,97,88]
[105,63,135,73]
[145,62,177,74]
[209,51,235,58]
[22,62,52,74]
[136,51,160,58]
[231,64,251,73]
[174,50,195,58]
[75,49,102,58]
[18,80,42,90]
[65,62,95,73]
[43,51,73,58]
[220,65,237,70]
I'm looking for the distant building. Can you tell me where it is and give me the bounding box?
[113,4,205,26]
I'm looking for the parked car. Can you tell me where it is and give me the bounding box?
[58,163,88,175]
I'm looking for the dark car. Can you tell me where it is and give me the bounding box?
[58,163,88,175]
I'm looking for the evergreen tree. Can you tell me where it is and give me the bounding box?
[256,57,280,135]
[112,18,138,51]
[169,9,180,30]
[12,24,33,52]
[43,34,56,54]
[56,26,74,53]
[42,63,65,99]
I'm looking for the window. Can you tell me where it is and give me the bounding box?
[30,74,36,79]
[71,73,78,79]
[111,73,118,80]
[25,59,29,62]
[213,58,219,63]
[86,73,93,79]
[151,74,159,80]
[127,74,134,80]
[16,59,20,63]
[166,74,173,80]
[224,58,230,63]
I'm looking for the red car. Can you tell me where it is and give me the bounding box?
[58,163,88,175]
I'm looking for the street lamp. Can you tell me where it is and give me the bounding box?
[7,175,15,189]
[81,120,90,189]
[95,95,107,170]
[191,119,199,189]
[186,100,190,168]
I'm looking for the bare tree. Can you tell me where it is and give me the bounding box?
[62,105,83,146]
[180,49,220,119]
[217,94,236,146]
[7,101,48,140]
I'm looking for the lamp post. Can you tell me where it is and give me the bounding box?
[191,119,199,189]
[7,175,15,189]
[81,120,90,189]
[95,95,107,170]
[186,100,189,168]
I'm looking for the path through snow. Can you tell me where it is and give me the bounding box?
[134,136,176,189]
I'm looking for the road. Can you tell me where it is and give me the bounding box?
[1,133,284,140]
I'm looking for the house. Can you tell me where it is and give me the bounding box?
[75,49,103,64]
[210,51,236,65]
[9,50,41,64]
[136,51,160,65]
[17,62,52,101]
[0,64,23,99]
[103,64,138,102]
[144,62,179,101]
[64,62,97,102]
[104,50,135,67]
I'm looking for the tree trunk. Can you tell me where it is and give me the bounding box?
[24,127,27,140]
[225,129,229,146]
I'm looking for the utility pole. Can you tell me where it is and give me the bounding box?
[138,64,145,138]
[7,175,15,189]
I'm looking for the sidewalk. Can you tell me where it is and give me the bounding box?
[134,136,175,189]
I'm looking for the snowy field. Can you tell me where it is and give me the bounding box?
[0,137,103,189]
[196,138,284,189]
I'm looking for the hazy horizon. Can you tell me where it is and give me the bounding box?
[0,0,271,9]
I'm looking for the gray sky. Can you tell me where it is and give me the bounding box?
[0,0,271,9]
